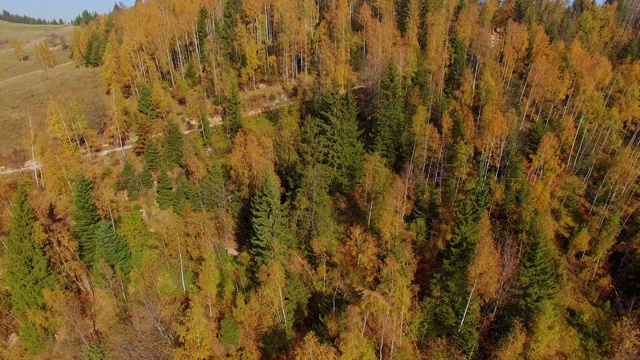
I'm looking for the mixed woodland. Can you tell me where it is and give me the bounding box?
[2,0,640,358]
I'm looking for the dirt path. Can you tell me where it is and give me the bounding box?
[0,94,290,176]
[0,61,73,84]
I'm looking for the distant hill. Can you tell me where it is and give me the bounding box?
[1,9,63,25]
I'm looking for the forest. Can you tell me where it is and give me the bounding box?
[1,0,640,358]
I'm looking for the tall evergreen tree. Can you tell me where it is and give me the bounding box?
[93,220,131,274]
[224,84,242,139]
[72,175,101,264]
[373,62,406,169]
[157,170,174,210]
[164,121,184,167]
[218,0,242,63]
[250,175,285,272]
[119,161,140,200]
[202,161,226,212]
[144,140,161,172]
[509,223,560,326]
[137,85,156,120]
[4,186,55,314]
[444,36,466,98]
[395,0,411,36]
[197,6,209,67]
[140,162,153,190]
[294,164,332,245]
[423,194,480,354]
[317,89,364,192]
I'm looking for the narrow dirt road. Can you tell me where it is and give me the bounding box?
[0,94,289,176]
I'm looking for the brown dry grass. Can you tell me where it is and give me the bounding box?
[0,21,107,167]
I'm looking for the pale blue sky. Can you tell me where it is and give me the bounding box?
[0,0,136,23]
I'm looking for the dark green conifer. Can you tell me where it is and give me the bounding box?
[423,194,479,354]
[164,121,184,167]
[317,89,364,192]
[119,161,140,200]
[250,175,285,272]
[373,62,406,169]
[197,6,209,66]
[224,84,242,139]
[5,186,55,314]
[72,175,101,264]
[217,0,242,63]
[444,36,466,98]
[144,140,161,172]
[93,220,131,274]
[157,170,174,210]
[203,161,225,212]
[140,162,152,190]
[509,224,560,326]
[137,85,156,120]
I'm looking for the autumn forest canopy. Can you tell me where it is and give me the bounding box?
[2,0,640,358]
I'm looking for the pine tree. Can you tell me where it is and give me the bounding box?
[4,186,55,314]
[164,121,184,167]
[157,170,174,210]
[72,175,101,264]
[250,175,285,272]
[224,84,242,139]
[373,62,406,169]
[137,85,156,120]
[93,220,130,274]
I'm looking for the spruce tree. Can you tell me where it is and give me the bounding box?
[224,84,242,139]
[250,175,285,272]
[137,85,156,120]
[218,0,242,63]
[119,161,140,200]
[424,194,479,354]
[164,121,184,167]
[157,170,174,210]
[4,186,55,314]
[509,224,560,326]
[140,162,152,190]
[373,62,406,169]
[93,220,130,274]
[72,175,101,264]
[197,6,209,66]
[202,161,225,212]
[294,164,332,244]
[444,36,466,98]
[395,0,410,36]
[317,89,364,192]
[144,140,161,172]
